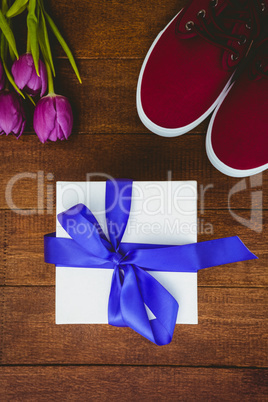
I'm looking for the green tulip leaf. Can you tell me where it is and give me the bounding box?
[38,9,55,76]
[8,42,16,61]
[0,10,19,59]
[0,34,25,98]
[44,11,82,83]
[2,0,16,61]
[6,0,29,18]
[2,60,25,98]
[27,0,39,76]
[2,0,8,14]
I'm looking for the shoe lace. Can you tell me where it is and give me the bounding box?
[231,35,268,82]
[180,0,266,59]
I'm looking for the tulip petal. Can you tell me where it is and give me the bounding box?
[39,59,48,97]
[55,95,73,139]
[19,119,26,136]
[0,93,18,134]
[12,98,26,138]
[27,69,42,96]
[33,95,73,143]
[54,121,65,140]
[12,54,33,90]
[0,91,26,136]
[33,96,56,143]
[12,54,47,97]
[48,126,58,142]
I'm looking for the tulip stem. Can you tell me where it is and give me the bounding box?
[45,60,54,95]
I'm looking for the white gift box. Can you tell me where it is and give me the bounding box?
[56,181,198,325]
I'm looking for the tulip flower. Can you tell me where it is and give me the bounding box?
[33,94,73,143]
[0,90,26,138]
[12,53,47,97]
[0,60,5,91]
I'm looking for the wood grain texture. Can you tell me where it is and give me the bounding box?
[1,366,267,401]
[1,210,267,287]
[1,0,267,399]
[47,0,186,58]
[0,287,3,365]
[0,134,266,210]
[1,287,267,366]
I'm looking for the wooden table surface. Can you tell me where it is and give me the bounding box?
[0,0,267,400]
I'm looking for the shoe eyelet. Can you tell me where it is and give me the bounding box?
[185,21,194,31]
[197,9,206,18]
[261,2,265,12]
[238,35,247,45]
[231,53,239,61]
[211,0,218,7]
[246,19,252,29]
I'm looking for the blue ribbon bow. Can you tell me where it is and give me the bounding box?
[44,179,257,345]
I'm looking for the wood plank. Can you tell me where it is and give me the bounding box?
[0,287,3,363]
[0,133,267,211]
[15,0,186,59]
[2,209,267,287]
[0,213,5,286]
[18,58,209,135]
[0,366,267,401]
[4,0,266,395]
[1,287,267,366]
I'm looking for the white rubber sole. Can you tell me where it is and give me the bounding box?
[136,10,234,138]
[206,84,268,177]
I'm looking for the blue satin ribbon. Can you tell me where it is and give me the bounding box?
[44,179,257,345]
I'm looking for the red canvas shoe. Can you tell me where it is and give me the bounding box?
[137,0,266,137]
[206,32,268,177]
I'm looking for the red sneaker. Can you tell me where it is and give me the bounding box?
[206,32,268,177]
[137,0,266,137]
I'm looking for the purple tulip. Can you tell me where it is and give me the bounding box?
[0,60,5,91]
[0,90,26,138]
[33,95,73,143]
[12,53,47,97]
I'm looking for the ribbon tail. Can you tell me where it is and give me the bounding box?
[108,264,178,345]
[108,267,126,327]
[135,266,178,346]
[119,265,158,344]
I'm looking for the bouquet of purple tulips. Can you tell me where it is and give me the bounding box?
[0,0,81,142]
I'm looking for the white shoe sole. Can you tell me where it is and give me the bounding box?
[206,84,268,177]
[136,10,234,137]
